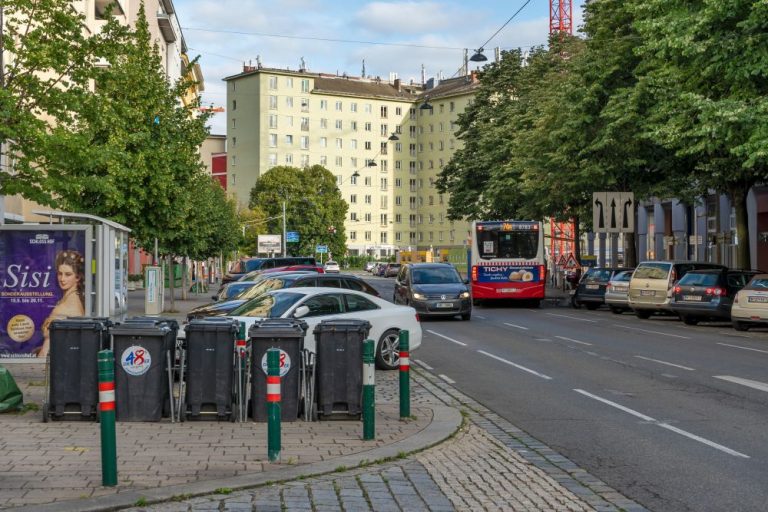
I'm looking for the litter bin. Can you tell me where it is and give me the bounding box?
[111,322,174,421]
[45,318,111,421]
[181,318,239,421]
[313,319,371,420]
[248,319,307,422]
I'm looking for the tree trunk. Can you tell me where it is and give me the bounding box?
[624,201,639,267]
[731,184,751,269]
[572,216,581,262]
[181,256,188,300]
[167,255,176,313]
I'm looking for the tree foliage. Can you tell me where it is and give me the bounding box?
[249,165,348,258]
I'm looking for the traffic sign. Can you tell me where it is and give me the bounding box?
[563,253,579,269]
[556,254,566,266]
[592,192,635,233]
[286,231,299,243]
[315,244,328,254]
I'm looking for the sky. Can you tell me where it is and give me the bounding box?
[173,0,586,135]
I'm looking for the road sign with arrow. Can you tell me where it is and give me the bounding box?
[592,192,634,233]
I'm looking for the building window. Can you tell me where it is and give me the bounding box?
[301,98,310,112]
[380,196,388,208]
[268,153,277,165]
[350,212,358,221]
[286,77,293,88]
[395,106,402,116]
[380,177,388,190]
[230,155,236,167]
[351,157,358,168]
[365,195,372,204]
[380,106,388,118]
[231,136,236,147]
[269,114,278,129]
[231,173,236,185]
[269,134,277,147]
[365,231,372,241]
[285,116,294,127]
[364,103,372,113]
[380,232,388,243]
[380,124,388,136]
[395,142,402,152]
[336,138,343,149]
[335,156,343,166]
[350,174,358,185]
[449,101,455,112]
[364,176,372,186]
[320,155,327,165]
[365,141,372,150]
[380,142,388,155]
[395,160,401,170]
[439,103,444,114]
[380,160,388,172]
[396,232,402,241]
[351,102,358,112]
[350,194,357,204]
[320,99,328,110]
[269,76,278,89]
[285,153,293,164]
[409,126,417,138]
[300,154,310,166]
[269,95,277,109]
[395,196,402,206]
[350,139,358,150]
[336,119,343,130]
[285,134,293,145]
[320,118,328,129]
[395,214,402,223]
[232,99,237,111]
[300,136,309,149]
[365,122,372,131]
[351,121,358,131]
[286,97,293,108]
[365,213,372,222]
[320,137,327,148]
[301,79,310,92]
[350,231,357,240]
[232,118,236,129]
[335,101,342,111]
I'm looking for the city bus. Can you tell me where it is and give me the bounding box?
[469,220,547,305]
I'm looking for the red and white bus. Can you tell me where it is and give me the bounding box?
[469,220,547,305]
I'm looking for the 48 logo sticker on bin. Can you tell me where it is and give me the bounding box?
[261,349,291,377]
[121,345,152,376]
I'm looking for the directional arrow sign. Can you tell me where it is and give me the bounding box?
[593,192,607,233]
[593,192,634,233]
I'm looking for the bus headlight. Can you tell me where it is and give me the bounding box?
[460,291,470,299]
[412,292,426,300]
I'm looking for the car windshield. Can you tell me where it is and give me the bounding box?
[325,261,337,266]
[612,271,633,282]
[746,278,768,290]
[633,263,671,279]
[678,272,720,286]
[584,269,613,283]
[243,259,265,272]
[412,267,461,284]
[224,283,257,299]
[229,291,305,318]
[233,277,297,300]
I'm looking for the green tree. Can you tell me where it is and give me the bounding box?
[239,206,269,256]
[0,0,95,205]
[249,165,348,258]
[633,0,768,268]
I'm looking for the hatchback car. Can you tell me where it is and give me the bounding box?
[628,261,726,319]
[604,270,634,314]
[222,256,318,285]
[728,274,768,331]
[571,267,633,310]
[670,269,760,325]
[323,260,340,273]
[188,273,380,321]
[212,280,262,302]
[228,287,422,370]
[364,261,376,272]
[394,263,471,320]
[384,263,401,277]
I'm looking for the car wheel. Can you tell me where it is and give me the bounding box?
[585,303,599,311]
[461,311,471,321]
[635,310,652,319]
[610,307,623,314]
[732,320,749,332]
[681,315,699,326]
[376,329,400,370]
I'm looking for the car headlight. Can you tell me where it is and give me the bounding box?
[460,291,470,299]
[412,292,426,300]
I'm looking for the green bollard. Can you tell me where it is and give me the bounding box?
[97,349,117,486]
[362,339,375,440]
[266,348,281,462]
[399,330,410,419]
[236,321,247,422]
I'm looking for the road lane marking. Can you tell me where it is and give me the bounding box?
[414,359,433,370]
[718,343,768,355]
[426,330,467,346]
[503,322,529,330]
[535,338,552,342]
[714,376,768,393]
[612,324,690,339]
[546,313,597,323]
[634,356,694,371]
[574,389,749,459]
[555,335,592,346]
[474,315,487,320]
[477,350,552,380]
[439,374,456,384]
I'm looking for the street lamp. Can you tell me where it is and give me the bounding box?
[469,48,488,62]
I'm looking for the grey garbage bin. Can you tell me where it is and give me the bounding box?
[181,318,238,421]
[313,319,371,420]
[111,323,173,421]
[45,318,111,421]
[248,319,307,422]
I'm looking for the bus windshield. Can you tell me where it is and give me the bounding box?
[476,229,539,260]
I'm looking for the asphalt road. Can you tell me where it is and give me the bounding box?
[362,272,768,512]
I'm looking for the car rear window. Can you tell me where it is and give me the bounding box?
[613,271,633,282]
[244,259,265,272]
[633,263,671,279]
[677,272,719,286]
[746,278,768,290]
[584,269,613,283]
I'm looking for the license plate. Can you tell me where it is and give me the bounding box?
[500,288,520,293]
[748,296,768,303]
[586,284,599,290]
[682,295,702,301]
[640,290,656,296]
[436,302,454,308]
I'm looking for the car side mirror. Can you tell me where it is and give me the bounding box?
[293,305,310,318]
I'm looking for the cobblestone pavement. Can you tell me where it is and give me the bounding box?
[130,369,647,512]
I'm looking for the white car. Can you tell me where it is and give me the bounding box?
[227,287,421,370]
[323,260,340,273]
[730,274,768,331]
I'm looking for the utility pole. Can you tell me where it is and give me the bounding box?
[282,201,287,257]
[1,2,6,225]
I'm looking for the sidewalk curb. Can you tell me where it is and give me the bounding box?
[16,405,462,512]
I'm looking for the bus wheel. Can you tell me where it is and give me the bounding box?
[530,299,541,308]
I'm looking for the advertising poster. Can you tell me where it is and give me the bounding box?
[477,265,541,283]
[0,227,89,358]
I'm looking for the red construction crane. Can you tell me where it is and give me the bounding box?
[549,0,573,36]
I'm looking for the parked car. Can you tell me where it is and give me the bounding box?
[188,272,380,321]
[238,264,323,282]
[227,287,422,370]
[221,256,318,285]
[571,267,633,310]
[669,269,760,325]
[383,263,401,277]
[628,261,726,319]
[323,260,340,273]
[376,263,388,277]
[604,270,635,314]
[393,263,471,320]
[731,274,768,331]
[364,261,376,272]
[212,280,262,302]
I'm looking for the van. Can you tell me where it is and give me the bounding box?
[628,260,726,319]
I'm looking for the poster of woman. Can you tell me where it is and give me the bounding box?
[0,227,90,358]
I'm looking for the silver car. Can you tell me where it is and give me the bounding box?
[604,270,634,314]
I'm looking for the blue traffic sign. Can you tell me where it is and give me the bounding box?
[315,244,328,254]
[286,231,299,242]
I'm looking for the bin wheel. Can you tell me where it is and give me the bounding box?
[42,403,49,423]
[376,329,400,371]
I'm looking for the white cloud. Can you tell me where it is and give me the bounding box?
[353,1,468,34]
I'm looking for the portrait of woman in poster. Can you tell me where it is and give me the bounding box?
[38,250,85,358]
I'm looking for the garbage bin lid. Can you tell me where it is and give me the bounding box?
[124,316,179,331]
[312,318,372,335]
[48,318,109,331]
[184,318,238,334]
[248,318,308,339]
[111,325,171,337]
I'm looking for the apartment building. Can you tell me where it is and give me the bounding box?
[224,65,479,256]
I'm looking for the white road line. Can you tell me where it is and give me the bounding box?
[555,335,593,346]
[503,322,529,330]
[474,315,487,320]
[535,338,552,342]
[414,359,434,370]
[612,324,690,340]
[439,374,456,384]
[714,375,768,393]
[426,330,467,346]
[718,343,768,355]
[477,350,552,380]
[634,355,695,371]
[546,313,597,323]
[574,389,749,459]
